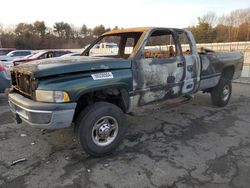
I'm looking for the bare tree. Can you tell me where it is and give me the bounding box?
[218,8,250,41]
[33,21,46,37]
[80,24,88,36]
[198,12,218,27]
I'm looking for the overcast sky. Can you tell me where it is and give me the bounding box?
[0,0,249,29]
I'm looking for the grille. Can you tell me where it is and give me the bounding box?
[11,70,37,99]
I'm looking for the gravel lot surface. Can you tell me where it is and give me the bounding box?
[0,83,250,188]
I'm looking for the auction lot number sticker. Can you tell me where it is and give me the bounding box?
[91,72,114,80]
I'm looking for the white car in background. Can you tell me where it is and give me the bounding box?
[0,50,33,61]
[89,43,118,56]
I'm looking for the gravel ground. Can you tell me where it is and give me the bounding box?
[0,83,250,188]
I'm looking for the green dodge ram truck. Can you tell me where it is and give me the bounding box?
[8,27,243,156]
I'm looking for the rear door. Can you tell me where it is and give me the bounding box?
[178,30,201,94]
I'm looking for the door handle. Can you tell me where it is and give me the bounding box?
[177,62,184,67]
[187,65,193,71]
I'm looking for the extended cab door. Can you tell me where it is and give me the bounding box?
[178,30,201,94]
[133,29,185,106]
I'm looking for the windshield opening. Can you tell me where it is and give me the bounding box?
[83,32,143,59]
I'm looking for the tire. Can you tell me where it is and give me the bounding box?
[75,102,126,157]
[211,78,232,107]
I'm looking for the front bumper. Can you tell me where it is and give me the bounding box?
[8,93,77,129]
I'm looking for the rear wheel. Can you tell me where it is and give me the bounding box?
[76,102,126,157]
[211,79,232,107]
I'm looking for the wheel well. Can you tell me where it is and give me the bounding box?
[202,66,235,93]
[222,66,235,80]
[73,88,129,122]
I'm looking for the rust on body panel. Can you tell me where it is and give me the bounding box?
[103,27,150,36]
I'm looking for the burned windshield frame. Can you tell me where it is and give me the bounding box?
[81,32,143,58]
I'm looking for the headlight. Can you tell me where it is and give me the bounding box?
[35,90,70,103]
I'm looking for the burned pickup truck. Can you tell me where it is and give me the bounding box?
[8,27,243,156]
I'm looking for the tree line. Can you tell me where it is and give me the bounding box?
[188,8,250,43]
[0,22,118,49]
[0,8,249,49]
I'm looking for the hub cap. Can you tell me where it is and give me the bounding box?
[222,85,230,101]
[92,116,118,146]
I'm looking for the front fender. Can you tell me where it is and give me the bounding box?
[37,69,133,102]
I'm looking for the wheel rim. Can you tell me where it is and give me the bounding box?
[222,84,230,101]
[92,116,119,146]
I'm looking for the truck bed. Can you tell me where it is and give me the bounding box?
[199,51,243,90]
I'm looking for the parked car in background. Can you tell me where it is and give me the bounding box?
[0,51,37,92]
[60,52,81,57]
[53,50,72,57]
[0,60,14,70]
[0,65,11,93]
[0,50,33,61]
[0,49,72,92]
[0,48,16,56]
[13,50,72,65]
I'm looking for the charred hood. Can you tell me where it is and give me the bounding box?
[12,56,132,78]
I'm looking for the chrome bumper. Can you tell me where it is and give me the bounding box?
[8,93,76,129]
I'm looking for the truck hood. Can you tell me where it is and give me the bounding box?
[13,56,132,78]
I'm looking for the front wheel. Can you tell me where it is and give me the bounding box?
[211,79,232,107]
[76,102,127,157]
